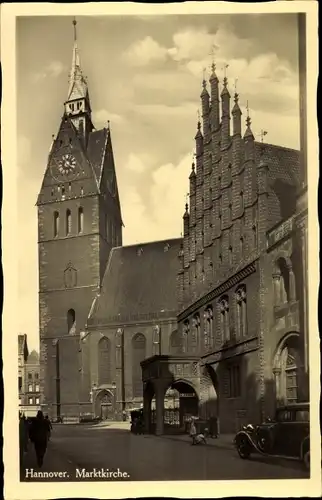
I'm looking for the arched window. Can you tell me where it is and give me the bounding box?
[98,337,111,385]
[280,345,299,404]
[132,333,146,398]
[236,285,247,339]
[67,309,76,335]
[203,307,213,352]
[78,207,84,234]
[219,296,230,342]
[274,257,292,306]
[54,211,59,238]
[66,209,72,236]
[191,314,200,353]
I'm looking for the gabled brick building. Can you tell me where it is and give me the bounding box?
[38,18,308,431]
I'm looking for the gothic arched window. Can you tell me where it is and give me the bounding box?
[98,337,111,385]
[191,314,200,353]
[236,285,247,339]
[219,296,230,342]
[66,209,72,236]
[132,333,146,398]
[203,306,213,352]
[78,207,84,234]
[279,345,299,404]
[67,309,76,335]
[54,211,59,238]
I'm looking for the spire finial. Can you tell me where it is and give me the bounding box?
[234,78,239,102]
[223,63,229,80]
[197,109,201,127]
[246,100,251,127]
[259,129,268,143]
[209,43,218,72]
[185,193,189,205]
[202,67,207,86]
[185,202,189,213]
[73,17,77,42]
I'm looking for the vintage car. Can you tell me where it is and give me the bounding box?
[234,402,310,470]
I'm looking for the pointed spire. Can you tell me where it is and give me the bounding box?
[201,69,209,97]
[67,17,89,102]
[210,61,218,82]
[244,100,254,139]
[195,111,203,140]
[183,202,189,218]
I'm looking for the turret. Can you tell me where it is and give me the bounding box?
[220,77,231,149]
[243,106,255,161]
[209,63,220,131]
[195,119,203,158]
[231,92,242,173]
[201,79,211,143]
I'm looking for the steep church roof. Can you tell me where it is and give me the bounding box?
[27,350,39,364]
[88,238,182,325]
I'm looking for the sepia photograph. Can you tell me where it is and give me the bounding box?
[1,1,320,498]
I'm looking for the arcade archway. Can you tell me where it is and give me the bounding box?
[273,332,301,406]
[149,380,199,434]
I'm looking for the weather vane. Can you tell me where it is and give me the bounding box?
[185,193,189,204]
[73,17,77,42]
[197,109,201,121]
[259,130,268,143]
[223,63,229,79]
[234,78,238,93]
[246,100,250,117]
[202,67,207,81]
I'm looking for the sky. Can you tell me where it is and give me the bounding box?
[17,13,300,351]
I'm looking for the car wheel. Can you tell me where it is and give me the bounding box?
[303,450,310,470]
[237,437,252,459]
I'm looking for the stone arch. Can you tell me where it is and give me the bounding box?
[98,336,111,385]
[67,308,76,335]
[273,331,301,406]
[94,388,113,420]
[132,333,146,398]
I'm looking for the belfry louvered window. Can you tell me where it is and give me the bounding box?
[78,207,84,233]
[66,209,72,235]
[54,211,59,237]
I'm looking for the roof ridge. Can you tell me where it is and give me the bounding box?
[120,237,183,249]
[255,141,300,154]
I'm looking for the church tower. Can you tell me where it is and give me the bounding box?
[37,20,122,421]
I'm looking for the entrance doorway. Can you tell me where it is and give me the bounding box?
[95,389,114,420]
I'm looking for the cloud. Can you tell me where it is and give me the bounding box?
[123,36,168,67]
[169,27,215,62]
[133,102,197,118]
[92,109,125,127]
[124,153,147,174]
[31,60,66,83]
[122,153,191,245]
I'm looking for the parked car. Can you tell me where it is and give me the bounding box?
[234,402,310,470]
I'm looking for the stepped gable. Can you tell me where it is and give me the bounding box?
[90,238,183,322]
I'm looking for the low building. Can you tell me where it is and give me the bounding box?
[18,335,41,417]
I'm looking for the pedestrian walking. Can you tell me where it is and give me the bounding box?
[29,410,48,468]
[44,415,52,441]
[189,418,197,445]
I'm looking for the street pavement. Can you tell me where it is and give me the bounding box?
[21,422,309,481]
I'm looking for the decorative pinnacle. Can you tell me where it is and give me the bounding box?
[185,202,189,213]
[234,78,238,101]
[246,100,251,127]
[202,67,207,85]
[73,17,77,42]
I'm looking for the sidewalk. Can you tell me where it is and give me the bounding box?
[157,433,236,451]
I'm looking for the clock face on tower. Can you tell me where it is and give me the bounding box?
[50,153,79,181]
[58,154,76,175]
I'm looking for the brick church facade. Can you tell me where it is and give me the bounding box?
[37,18,308,433]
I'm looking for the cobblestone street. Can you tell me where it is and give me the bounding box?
[20,422,309,481]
